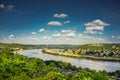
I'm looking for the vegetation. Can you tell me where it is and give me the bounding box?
[0,47,118,80]
[78,44,120,50]
[42,44,120,61]
[0,43,77,50]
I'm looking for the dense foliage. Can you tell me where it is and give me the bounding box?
[0,43,77,50]
[0,48,118,80]
[78,44,120,50]
[44,44,120,61]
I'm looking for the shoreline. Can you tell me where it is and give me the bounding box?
[42,49,120,62]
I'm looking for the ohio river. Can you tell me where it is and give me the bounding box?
[17,49,120,72]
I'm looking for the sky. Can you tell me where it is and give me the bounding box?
[0,0,120,44]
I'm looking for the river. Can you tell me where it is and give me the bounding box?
[17,49,120,72]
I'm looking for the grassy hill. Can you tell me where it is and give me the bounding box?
[78,43,120,50]
[1,43,120,51]
[0,43,78,50]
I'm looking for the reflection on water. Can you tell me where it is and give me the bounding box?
[18,49,120,72]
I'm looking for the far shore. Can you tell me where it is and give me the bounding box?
[42,49,120,62]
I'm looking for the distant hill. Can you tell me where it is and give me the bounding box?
[78,44,120,50]
[0,43,120,50]
[0,43,78,49]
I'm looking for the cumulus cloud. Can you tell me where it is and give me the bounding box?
[116,36,120,39]
[8,34,14,40]
[61,29,75,33]
[7,5,14,11]
[27,36,38,40]
[42,36,52,39]
[112,36,115,39]
[0,33,109,44]
[0,4,5,9]
[31,32,36,35]
[47,21,62,26]
[54,13,68,18]
[0,4,15,11]
[84,19,110,34]
[64,20,70,24]
[77,33,106,43]
[52,32,76,37]
[51,32,107,44]
[52,29,76,37]
[39,28,45,32]
[63,32,76,37]
[52,33,61,37]
[112,35,120,39]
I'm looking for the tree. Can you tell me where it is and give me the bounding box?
[44,71,67,80]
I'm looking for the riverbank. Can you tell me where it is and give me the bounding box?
[42,49,120,62]
[1,48,119,80]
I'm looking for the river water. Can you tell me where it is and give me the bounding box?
[17,49,120,72]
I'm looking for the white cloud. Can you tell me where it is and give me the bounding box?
[116,36,120,39]
[7,5,15,11]
[8,34,14,40]
[52,33,107,44]
[86,26,104,31]
[84,19,109,34]
[78,33,83,36]
[61,30,75,33]
[39,28,45,32]
[77,33,107,44]
[31,32,36,35]
[84,30,103,34]
[64,20,70,24]
[112,35,120,39]
[0,4,5,9]
[27,36,38,40]
[54,31,58,33]
[61,29,76,37]
[43,36,52,39]
[0,33,110,44]
[54,13,68,18]
[63,32,76,37]
[0,4,15,11]
[47,21,62,26]
[52,30,76,37]
[52,33,61,37]
[52,32,76,37]
[112,36,115,39]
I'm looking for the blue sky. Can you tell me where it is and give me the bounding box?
[0,0,120,44]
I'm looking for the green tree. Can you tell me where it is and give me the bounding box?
[44,71,67,80]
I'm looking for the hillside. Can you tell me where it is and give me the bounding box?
[0,48,117,80]
[78,44,120,50]
[0,43,78,50]
[42,43,120,61]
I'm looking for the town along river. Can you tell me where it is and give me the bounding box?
[16,49,120,72]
